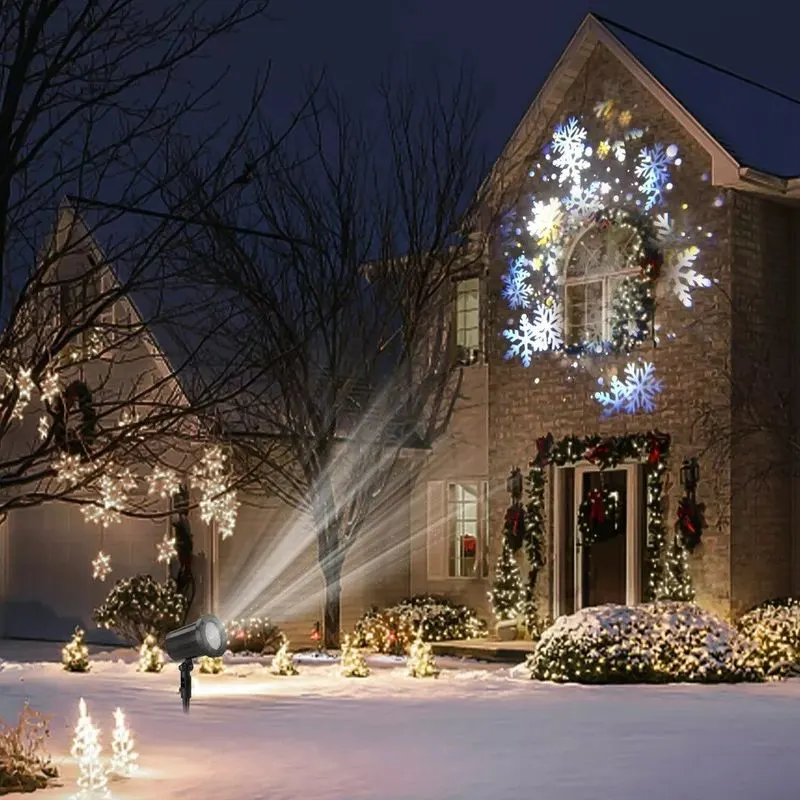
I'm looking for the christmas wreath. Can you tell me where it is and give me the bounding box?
[503,504,525,552]
[578,488,620,547]
[675,496,703,552]
[50,380,98,457]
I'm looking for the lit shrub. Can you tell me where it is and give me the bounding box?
[527,602,764,684]
[198,656,224,674]
[737,598,800,678]
[0,703,58,793]
[93,574,186,646]
[353,595,486,654]
[225,617,283,654]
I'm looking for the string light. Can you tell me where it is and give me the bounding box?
[82,466,137,526]
[109,707,138,778]
[270,639,299,676]
[138,634,164,673]
[147,467,181,498]
[407,631,440,678]
[192,446,239,539]
[38,415,49,440]
[70,698,110,800]
[40,370,60,404]
[340,635,370,677]
[62,627,90,672]
[91,551,112,581]
[55,453,90,484]
[488,538,524,623]
[156,533,177,564]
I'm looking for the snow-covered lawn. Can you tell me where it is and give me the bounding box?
[2,641,800,799]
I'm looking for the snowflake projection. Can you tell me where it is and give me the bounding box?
[526,198,563,244]
[503,314,537,367]
[667,246,710,307]
[551,117,590,185]
[531,302,564,351]
[635,144,674,210]
[594,361,662,416]
[501,263,532,310]
[653,212,681,247]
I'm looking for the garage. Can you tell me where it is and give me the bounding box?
[4,501,168,644]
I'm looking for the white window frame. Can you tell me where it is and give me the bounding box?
[563,225,639,344]
[454,277,480,364]
[446,481,483,578]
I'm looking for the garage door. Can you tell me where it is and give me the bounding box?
[5,501,168,644]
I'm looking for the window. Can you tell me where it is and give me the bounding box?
[448,483,479,577]
[454,277,480,364]
[563,222,639,345]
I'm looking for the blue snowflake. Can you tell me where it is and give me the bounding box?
[499,208,518,241]
[501,265,532,310]
[635,144,673,210]
[503,314,537,367]
[594,361,662,416]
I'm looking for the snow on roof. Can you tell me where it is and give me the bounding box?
[609,25,800,179]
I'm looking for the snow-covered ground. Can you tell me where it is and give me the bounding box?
[1,640,799,800]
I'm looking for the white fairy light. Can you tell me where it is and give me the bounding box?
[156,533,177,564]
[12,367,34,419]
[38,415,50,441]
[109,707,138,778]
[91,551,112,581]
[40,370,60,404]
[55,452,90,484]
[82,466,137,526]
[70,698,110,800]
[147,466,181,498]
[192,446,239,539]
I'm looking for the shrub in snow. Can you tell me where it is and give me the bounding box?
[0,703,58,793]
[340,636,370,678]
[407,633,440,678]
[353,595,486,655]
[198,656,224,674]
[270,640,298,676]
[137,634,164,673]
[62,626,91,672]
[93,574,186,646]
[737,598,800,678]
[225,617,283,655]
[527,603,764,684]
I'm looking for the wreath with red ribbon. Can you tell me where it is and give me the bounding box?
[578,488,620,547]
[676,496,703,551]
[49,380,98,457]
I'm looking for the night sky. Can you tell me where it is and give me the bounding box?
[218,0,800,177]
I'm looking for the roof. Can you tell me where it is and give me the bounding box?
[606,20,800,180]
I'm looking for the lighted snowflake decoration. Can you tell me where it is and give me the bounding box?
[156,533,177,564]
[635,144,674,210]
[501,264,532,310]
[667,246,710,308]
[551,117,590,185]
[530,302,564,351]
[12,367,34,419]
[526,198,563,244]
[38,415,49,441]
[82,467,137,526]
[594,361,662,416]
[148,467,181,499]
[192,446,239,539]
[40,370,60,404]
[92,551,112,581]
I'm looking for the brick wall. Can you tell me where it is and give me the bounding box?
[729,193,795,614]
[487,43,734,619]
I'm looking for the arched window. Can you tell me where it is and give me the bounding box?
[563,222,640,345]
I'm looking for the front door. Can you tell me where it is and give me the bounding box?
[573,465,641,610]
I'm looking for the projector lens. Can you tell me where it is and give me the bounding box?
[204,620,222,650]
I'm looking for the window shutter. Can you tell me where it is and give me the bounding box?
[426,481,447,579]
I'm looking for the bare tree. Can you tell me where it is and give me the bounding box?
[173,73,492,646]
[0,0,301,586]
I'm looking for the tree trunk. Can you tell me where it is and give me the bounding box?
[322,560,343,650]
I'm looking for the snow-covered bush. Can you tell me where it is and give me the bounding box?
[225,617,283,654]
[527,603,764,684]
[353,595,486,655]
[93,574,186,646]
[198,656,224,674]
[0,703,58,793]
[737,598,800,678]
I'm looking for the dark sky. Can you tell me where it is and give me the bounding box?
[218,0,800,175]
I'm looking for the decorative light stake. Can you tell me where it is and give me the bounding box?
[110,707,138,778]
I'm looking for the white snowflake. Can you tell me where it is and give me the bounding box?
[526,198,563,244]
[503,314,537,367]
[531,302,563,351]
[613,141,626,163]
[667,246,710,307]
[563,182,603,219]
[635,144,673,209]
[653,212,681,246]
[594,361,662,416]
[501,265,532,310]
[551,117,590,185]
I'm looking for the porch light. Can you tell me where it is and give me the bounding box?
[680,458,699,493]
[506,467,523,502]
